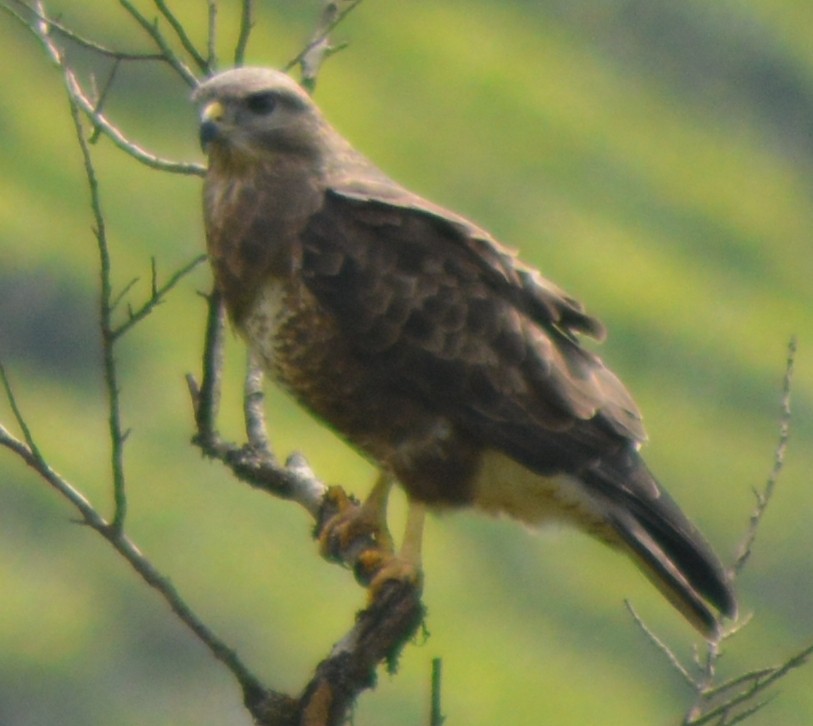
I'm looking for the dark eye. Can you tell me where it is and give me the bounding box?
[245,91,277,115]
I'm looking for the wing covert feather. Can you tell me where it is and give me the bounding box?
[300,188,645,461]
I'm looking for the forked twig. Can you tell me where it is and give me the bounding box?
[284,0,364,90]
[153,0,210,74]
[118,0,198,86]
[112,254,207,340]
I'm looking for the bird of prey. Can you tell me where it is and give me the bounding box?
[194,67,736,635]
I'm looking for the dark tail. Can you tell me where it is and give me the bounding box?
[582,450,737,637]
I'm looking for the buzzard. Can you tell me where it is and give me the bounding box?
[193,68,736,635]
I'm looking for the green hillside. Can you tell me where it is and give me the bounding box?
[1,2,812,724]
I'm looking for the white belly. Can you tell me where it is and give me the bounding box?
[473,450,609,535]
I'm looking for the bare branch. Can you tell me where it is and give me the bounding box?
[233,0,253,67]
[0,364,46,466]
[730,336,796,577]
[111,276,141,310]
[108,531,272,712]
[118,0,199,87]
[721,696,778,726]
[1,1,164,61]
[186,288,327,517]
[153,0,210,74]
[0,417,109,530]
[112,254,207,340]
[683,645,813,726]
[739,640,813,699]
[0,413,271,710]
[12,3,204,175]
[62,62,129,534]
[186,305,425,722]
[625,600,698,688]
[187,288,226,439]
[298,580,424,725]
[284,0,364,91]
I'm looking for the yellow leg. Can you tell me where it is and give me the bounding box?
[399,501,426,569]
[362,472,395,552]
[366,500,425,599]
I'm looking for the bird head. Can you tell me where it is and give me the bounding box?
[193,68,331,164]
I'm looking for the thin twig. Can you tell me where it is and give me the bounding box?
[62,55,128,535]
[108,531,270,703]
[189,287,226,438]
[0,420,109,530]
[283,0,364,89]
[721,695,777,726]
[689,637,721,719]
[233,0,253,67]
[206,0,218,71]
[0,364,45,465]
[625,600,698,688]
[153,0,209,73]
[119,0,199,87]
[15,3,204,175]
[1,0,164,61]
[730,336,796,577]
[430,657,445,726]
[112,254,207,340]
[700,666,776,701]
[0,419,269,703]
[744,640,813,696]
[88,58,122,144]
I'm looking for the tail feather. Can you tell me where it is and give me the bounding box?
[583,451,737,636]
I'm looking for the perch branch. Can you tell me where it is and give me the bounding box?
[186,281,425,726]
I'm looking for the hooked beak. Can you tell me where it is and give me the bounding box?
[199,100,225,152]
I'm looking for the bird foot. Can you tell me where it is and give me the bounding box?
[357,550,423,602]
[317,485,394,566]
[317,485,424,597]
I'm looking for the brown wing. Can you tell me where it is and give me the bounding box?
[300,186,644,476]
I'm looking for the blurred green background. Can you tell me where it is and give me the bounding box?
[1,1,812,724]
